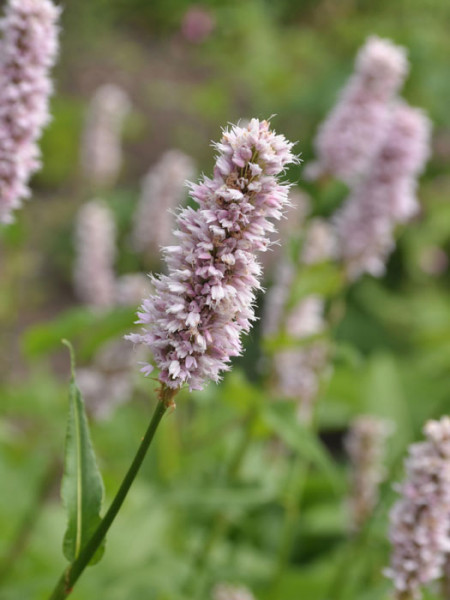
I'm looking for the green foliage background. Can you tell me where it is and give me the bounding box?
[1,0,450,599]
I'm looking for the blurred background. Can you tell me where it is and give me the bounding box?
[1,0,450,599]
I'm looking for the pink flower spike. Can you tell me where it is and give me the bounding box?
[334,101,431,280]
[127,119,298,391]
[386,417,450,600]
[132,150,195,261]
[0,0,60,224]
[73,200,116,310]
[307,36,408,184]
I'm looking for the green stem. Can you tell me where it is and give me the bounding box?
[48,391,172,600]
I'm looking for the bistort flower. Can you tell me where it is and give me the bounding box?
[0,0,60,224]
[73,199,116,309]
[132,150,195,260]
[305,36,408,184]
[385,417,450,600]
[345,415,393,531]
[335,101,431,279]
[128,119,298,391]
[80,83,130,188]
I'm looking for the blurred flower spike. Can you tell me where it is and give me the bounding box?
[74,199,117,310]
[133,150,196,261]
[81,84,131,189]
[386,416,450,599]
[0,0,60,224]
[181,5,216,44]
[306,35,408,184]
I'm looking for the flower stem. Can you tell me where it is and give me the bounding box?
[48,389,173,600]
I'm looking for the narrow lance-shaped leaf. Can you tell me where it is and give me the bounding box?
[61,339,105,564]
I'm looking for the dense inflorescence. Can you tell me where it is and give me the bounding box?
[345,415,393,530]
[80,84,130,189]
[306,36,408,184]
[128,119,297,391]
[0,0,60,224]
[132,150,195,260]
[335,101,431,279]
[73,200,117,309]
[386,417,450,600]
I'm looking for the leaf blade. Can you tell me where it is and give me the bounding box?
[61,340,105,565]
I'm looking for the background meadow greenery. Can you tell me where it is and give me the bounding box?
[1,0,450,598]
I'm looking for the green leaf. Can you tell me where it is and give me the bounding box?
[22,306,135,361]
[263,403,344,495]
[61,340,105,565]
